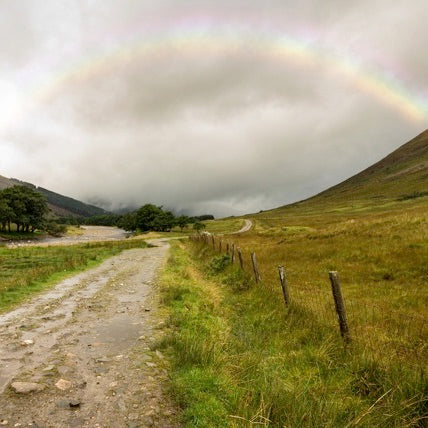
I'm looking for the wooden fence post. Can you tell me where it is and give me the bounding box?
[231,244,235,263]
[251,252,261,283]
[219,240,222,252]
[328,271,351,342]
[226,242,230,253]
[211,235,215,249]
[278,266,290,306]
[237,247,244,270]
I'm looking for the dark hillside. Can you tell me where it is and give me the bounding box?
[0,174,107,217]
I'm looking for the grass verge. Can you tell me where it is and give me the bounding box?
[159,241,427,427]
[0,239,150,312]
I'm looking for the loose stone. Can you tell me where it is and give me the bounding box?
[10,382,45,394]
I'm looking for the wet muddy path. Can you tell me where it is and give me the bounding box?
[0,240,180,427]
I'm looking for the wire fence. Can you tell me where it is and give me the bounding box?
[190,233,427,372]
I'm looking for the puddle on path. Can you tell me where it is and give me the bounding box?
[80,314,143,355]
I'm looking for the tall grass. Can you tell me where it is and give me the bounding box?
[224,207,428,375]
[159,213,427,426]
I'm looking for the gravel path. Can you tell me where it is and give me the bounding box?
[231,219,252,234]
[0,239,180,427]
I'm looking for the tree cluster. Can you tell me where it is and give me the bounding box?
[56,204,213,233]
[0,185,48,233]
[118,204,188,232]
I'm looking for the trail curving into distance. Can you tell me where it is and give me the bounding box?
[231,219,253,234]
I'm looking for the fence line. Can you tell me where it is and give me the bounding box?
[189,233,427,366]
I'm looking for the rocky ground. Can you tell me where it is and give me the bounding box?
[0,236,181,427]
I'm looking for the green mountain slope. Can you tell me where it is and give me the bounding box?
[262,129,428,218]
[315,129,428,202]
[0,175,107,217]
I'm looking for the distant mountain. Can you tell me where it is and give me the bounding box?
[0,175,108,217]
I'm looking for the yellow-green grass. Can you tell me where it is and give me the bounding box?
[163,132,428,424]
[226,200,428,366]
[159,242,427,427]
[160,218,244,236]
[203,218,245,234]
[65,225,85,236]
[0,239,150,312]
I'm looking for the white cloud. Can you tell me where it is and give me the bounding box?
[0,0,426,216]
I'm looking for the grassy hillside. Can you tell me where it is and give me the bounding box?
[0,174,107,217]
[262,129,427,220]
[160,130,427,426]
[317,129,427,201]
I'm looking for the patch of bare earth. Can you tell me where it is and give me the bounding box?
[0,242,181,427]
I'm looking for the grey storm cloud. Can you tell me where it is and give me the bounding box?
[0,0,427,216]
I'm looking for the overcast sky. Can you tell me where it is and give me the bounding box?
[0,1,427,216]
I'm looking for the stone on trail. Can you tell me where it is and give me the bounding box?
[42,364,55,372]
[69,399,81,408]
[11,381,45,394]
[55,378,72,391]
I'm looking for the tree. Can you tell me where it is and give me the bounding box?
[0,197,13,232]
[117,212,138,231]
[176,215,190,232]
[193,221,206,233]
[152,210,175,232]
[0,185,48,233]
[135,204,164,231]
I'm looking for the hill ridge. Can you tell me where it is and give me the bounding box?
[302,129,428,204]
[0,174,107,217]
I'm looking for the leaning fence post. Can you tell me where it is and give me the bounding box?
[237,247,244,270]
[251,252,261,283]
[231,244,235,263]
[328,271,351,343]
[278,266,290,305]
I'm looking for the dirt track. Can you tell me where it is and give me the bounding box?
[235,219,252,234]
[0,231,180,427]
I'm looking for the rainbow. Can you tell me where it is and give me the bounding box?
[3,24,428,131]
